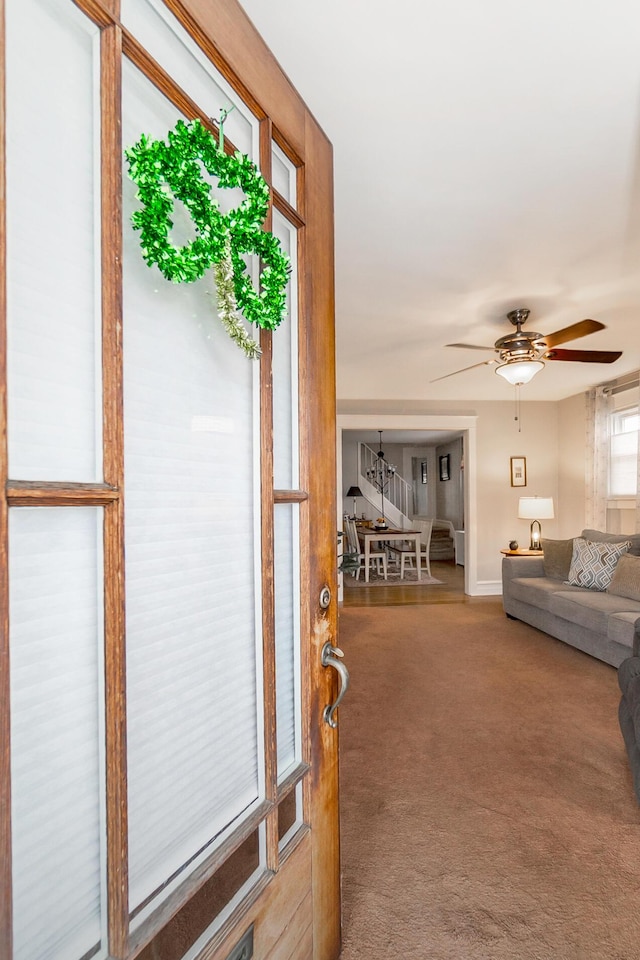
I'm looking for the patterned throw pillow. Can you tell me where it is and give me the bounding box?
[567,537,631,591]
[581,529,640,557]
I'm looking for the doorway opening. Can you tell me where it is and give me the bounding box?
[336,414,479,598]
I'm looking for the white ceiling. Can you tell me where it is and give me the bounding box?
[239,0,640,402]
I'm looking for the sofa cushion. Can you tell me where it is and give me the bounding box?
[582,528,640,557]
[509,576,584,611]
[541,538,574,580]
[550,589,640,633]
[608,613,640,649]
[608,553,640,602]
[567,537,630,590]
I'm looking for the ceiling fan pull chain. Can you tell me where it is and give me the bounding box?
[514,384,522,432]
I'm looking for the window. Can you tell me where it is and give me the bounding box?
[609,405,639,497]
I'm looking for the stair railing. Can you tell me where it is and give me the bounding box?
[357,442,413,520]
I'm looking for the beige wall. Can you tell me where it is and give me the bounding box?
[557,392,588,536]
[472,400,560,581]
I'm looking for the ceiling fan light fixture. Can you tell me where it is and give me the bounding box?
[438,309,620,385]
[495,358,545,385]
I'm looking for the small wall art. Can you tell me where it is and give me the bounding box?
[510,456,527,487]
[439,454,450,481]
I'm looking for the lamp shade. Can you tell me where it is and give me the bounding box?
[495,359,545,385]
[518,496,554,520]
[346,486,363,499]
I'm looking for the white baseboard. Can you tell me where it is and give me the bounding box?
[468,580,502,597]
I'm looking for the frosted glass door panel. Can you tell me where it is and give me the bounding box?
[9,507,105,960]
[272,211,299,489]
[121,0,256,157]
[123,66,263,920]
[5,0,101,482]
[274,504,301,779]
[272,142,297,206]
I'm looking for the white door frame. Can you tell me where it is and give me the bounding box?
[337,414,481,595]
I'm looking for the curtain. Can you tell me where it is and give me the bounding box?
[636,383,640,534]
[586,379,640,534]
[585,386,612,530]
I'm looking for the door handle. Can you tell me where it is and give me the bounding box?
[321,641,350,728]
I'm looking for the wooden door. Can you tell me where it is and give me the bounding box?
[0,2,342,959]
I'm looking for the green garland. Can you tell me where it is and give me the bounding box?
[125,118,290,356]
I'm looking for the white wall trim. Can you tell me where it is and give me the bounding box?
[337,414,480,595]
[473,581,503,596]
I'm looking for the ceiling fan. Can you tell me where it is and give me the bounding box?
[432,307,622,384]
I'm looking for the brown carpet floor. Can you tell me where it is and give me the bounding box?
[337,599,640,960]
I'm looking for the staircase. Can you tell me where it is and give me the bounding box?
[356,442,412,528]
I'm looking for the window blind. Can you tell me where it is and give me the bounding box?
[9,508,105,960]
[274,505,301,779]
[610,406,639,497]
[5,0,101,483]
[120,0,255,157]
[122,63,264,921]
[272,211,299,490]
[271,142,297,207]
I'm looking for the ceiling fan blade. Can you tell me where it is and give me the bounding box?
[545,348,622,364]
[446,342,494,351]
[542,319,604,348]
[431,359,497,382]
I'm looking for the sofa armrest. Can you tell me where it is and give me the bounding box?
[502,555,545,582]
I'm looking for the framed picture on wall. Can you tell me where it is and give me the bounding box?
[510,456,527,487]
[439,454,450,481]
[421,460,428,484]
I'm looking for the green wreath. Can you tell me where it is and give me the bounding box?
[125,118,290,356]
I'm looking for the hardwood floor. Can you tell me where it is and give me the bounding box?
[342,560,468,606]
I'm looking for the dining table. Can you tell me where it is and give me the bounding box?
[356,526,422,582]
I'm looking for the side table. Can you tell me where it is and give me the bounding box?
[500,548,544,557]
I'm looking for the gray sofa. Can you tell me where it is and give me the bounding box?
[618,624,640,803]
[502,528,640,667]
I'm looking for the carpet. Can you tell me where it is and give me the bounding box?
[337,599,640,960]
[344,570,442,587]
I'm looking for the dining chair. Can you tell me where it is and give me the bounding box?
[388,519,433,578]
[345,518,388,580]
[414,519,433,577]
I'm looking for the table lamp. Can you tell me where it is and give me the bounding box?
[518,496,554,550]
[346,485,363,519]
